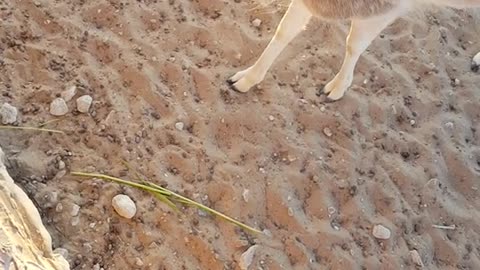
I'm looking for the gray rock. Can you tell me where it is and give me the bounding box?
[54,248,69,260]
[175,122,184,131]
[471,51,480,72]
[50,98,68,116]
[70,203,80,217]
[409,250,424,267]
[372,224,391,240]
[239,245,258,270]
[61,85,77,101]
[76,95,93,113]
[0,103,18,124]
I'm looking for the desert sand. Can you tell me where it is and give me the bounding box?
[0,0,479,269]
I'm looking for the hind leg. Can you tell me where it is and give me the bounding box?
[324,13,401,101]
[228,0,312,92]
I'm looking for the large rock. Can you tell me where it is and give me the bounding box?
[0,146,70,270]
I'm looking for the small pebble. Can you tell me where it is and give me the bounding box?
[76,95,93,113]
[135,258,144,267]
[50,98,68,116]
[445,122,454,129]
[251,18,262,27]
[112,194,137,219]
[320,106,326,112]
[71,216,80,226]
[409,250,424,267]
[239,245,258,270]
[55,203,63,212]
[54,248,69,259]
[268,115,275,121]
[58,160,66,170]
[175,122,184,131]
[471,51,480,72]
[323,127,333,137]
[372,224,391,239]
[453,78,460,86]
[0,103,18,124]
[242,189,250,202]
[410,119,416,126]
[61,85,77,101]
[70,204,80,217]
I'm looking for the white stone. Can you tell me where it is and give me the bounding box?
[239,245,258,270]
[175,122,184,131]
[472,51,480,72]
[112,194,136,219]
[323,127,333,137]
[242,189,250,202]
[70,204,80,217]
[61,85,77,101]
[135,258,144,267]
[252,18,262,27]
[54,248,69,260]
[0,103,18,124]
[50,98,68,116]
[409,250,424,267]
[372,224,391,239]
[76,95,93,113]
[57,160,66,170]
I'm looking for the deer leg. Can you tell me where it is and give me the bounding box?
[228,0,312,92]
[323,13,400,101]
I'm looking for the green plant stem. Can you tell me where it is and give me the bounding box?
[71,172,171,196]
[0,125,64,134]
[71,171,262,234]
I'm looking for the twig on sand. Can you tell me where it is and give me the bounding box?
[0,125,64,134]
[71,171,263,234]
[432,224,456,230]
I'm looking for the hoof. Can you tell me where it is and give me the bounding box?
[228,82,241,93]
[316,84,326,97]
[324,96,338,103]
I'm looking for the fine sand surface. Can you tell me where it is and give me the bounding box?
[1,0,479,269]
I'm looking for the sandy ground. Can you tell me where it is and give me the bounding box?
[1,0,480,269]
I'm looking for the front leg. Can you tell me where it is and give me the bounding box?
[228,0,312,93]
[323,12,401,101]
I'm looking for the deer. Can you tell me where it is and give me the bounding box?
[227,0,480,101]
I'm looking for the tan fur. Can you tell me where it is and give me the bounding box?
[228,0,480,101]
